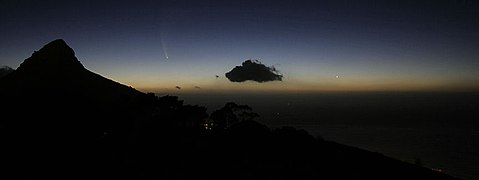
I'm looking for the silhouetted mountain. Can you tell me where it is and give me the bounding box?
[0,65,14,78]
[0,39,460,180]
[0,39,143,101]
[0,39,148,179]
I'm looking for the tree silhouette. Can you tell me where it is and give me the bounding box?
[210,102,259,130]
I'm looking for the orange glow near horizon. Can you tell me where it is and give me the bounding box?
[130,78,479,94]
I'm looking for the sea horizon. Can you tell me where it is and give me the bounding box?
[156,91,479,180]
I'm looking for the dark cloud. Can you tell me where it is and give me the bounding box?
[194,86,201,89]
[175,86,181,90]
[225,60,283,83]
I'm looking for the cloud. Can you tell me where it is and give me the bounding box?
[225,60,283,83]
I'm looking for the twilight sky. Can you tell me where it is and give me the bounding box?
[1,0,478,93]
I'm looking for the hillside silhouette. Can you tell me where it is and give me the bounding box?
[0,39,460,179]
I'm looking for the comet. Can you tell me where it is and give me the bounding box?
[161,37,169,60]
[160,29,169,60]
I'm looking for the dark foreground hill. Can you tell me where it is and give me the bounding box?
[0,39,460,179]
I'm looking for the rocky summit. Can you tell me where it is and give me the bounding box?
[17,39,84,73]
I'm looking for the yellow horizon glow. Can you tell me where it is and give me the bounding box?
[131,80,479,94]
[96,67,479,94]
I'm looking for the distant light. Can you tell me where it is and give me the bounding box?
[335,75,340,78]
[432,168,444,173]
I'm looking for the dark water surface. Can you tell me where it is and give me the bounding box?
[159,92,479,180]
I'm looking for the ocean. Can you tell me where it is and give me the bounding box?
[158,92,479,180]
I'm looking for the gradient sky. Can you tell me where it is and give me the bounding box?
[1,0,478,93]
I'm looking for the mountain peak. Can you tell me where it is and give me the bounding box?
[42,39,70,52]
[0,38,142,99]
[16,39,84,73]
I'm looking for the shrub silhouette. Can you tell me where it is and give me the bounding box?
[210,102,259,130]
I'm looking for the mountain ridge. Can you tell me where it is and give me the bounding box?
[0,39,144,103]
[0,39,150,179]
[16,39,85,72]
